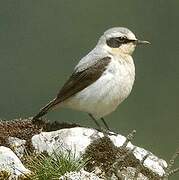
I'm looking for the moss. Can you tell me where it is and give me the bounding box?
[83,136,161,180]
[0,171,11,180]
[84,136,118,172]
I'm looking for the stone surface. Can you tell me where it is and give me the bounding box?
[119,167,149,180]
[32,127,167,177]
[8,137,26,158]
[0,146,30,179]
[132,147,167,177]
[59,169,103,180]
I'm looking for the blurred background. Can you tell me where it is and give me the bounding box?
[0,0,179,175]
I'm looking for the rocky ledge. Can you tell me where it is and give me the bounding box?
[0,118,178,179]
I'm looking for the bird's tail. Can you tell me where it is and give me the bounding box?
[32,98,58,122]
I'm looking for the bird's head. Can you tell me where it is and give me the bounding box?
[98,27,150,56]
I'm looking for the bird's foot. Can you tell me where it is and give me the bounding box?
[96,128,118,136]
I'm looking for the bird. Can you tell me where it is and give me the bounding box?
[32,27,150,131]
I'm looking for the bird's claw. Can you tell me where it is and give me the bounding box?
[97,128,118,136]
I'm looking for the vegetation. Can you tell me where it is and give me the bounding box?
[23,150,88,180]
[0,171,10,180]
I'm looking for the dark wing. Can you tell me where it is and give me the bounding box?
[32,56,111,120]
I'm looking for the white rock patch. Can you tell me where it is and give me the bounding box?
[59,169,103,180]
[0,146,30,179]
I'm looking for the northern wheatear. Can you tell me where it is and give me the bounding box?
[33,27,149,130]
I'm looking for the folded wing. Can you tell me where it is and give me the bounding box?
[32,56,111,120]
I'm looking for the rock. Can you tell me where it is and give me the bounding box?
[119,167,149,180]
[132,147,167,177]
[31,127,167,177]
[109,167,149,180]
[0,146,30,179]
[8,137,26,158]
[59,169,103,180]
[32,127,99,157]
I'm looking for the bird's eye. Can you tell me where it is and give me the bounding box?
[117,36,127,42]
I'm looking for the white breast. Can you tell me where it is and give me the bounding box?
[62,56,135,119]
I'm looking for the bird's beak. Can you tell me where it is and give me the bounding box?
[136,40,151,45]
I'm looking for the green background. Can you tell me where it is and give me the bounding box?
[0,0,179,177]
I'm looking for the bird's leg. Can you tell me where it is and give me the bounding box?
[88,114,117,136]
[101,117,110,130]
[88,114,101,130]
[101,117,118,136]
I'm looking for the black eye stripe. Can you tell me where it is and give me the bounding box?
[106,37,135,48]
[106,38,121,48]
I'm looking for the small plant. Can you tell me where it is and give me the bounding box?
[24,150,88,180]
